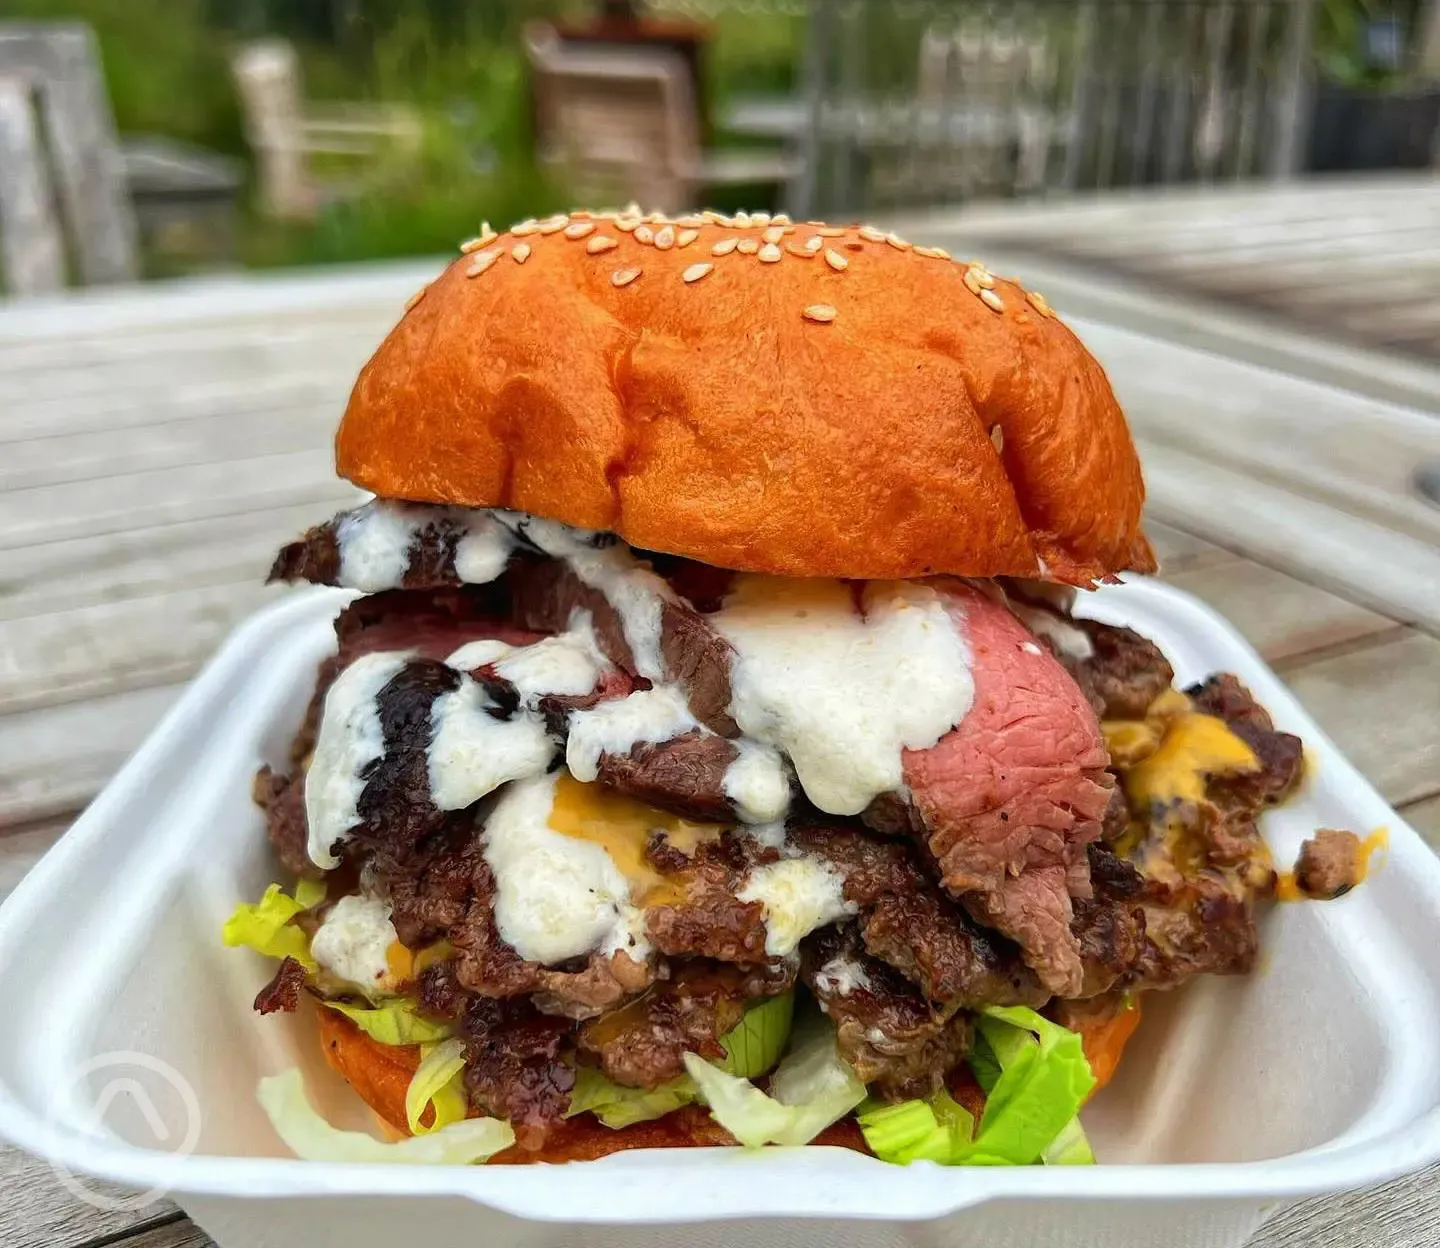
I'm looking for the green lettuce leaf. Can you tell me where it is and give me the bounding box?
[718,991,794,1078]
[323,999,455,1047]
[566,1067,696,1129]
[565,992,797,1130]
[683,1011,866,1148]
[222,883,319,970]
[954,1006,1096,1166]
[860,1007,1095,1167]
[404,1038,469,1135]
[257,1068,512,1164]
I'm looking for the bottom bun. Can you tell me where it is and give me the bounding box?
[317,1006,868,1162]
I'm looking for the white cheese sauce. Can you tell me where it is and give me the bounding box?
[1008,601,1094,660]
[305,651,412,868]
[310,894,400,993]
[446,613,607,707]
[334,500,519,591]
[427,675,557,812]
[713,577,975,816]
[813,952,873,997]
[722,738,792,824]
[483,771,649,964]
[451,511,518,584]
[515,515,675,681]
[737,855,857,958]
[565,685,699,783]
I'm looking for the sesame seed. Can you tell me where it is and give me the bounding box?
[784,241,815,258]
[825,249,848,270]
[539,215,569,234]
[772,213,792,225]
[511,218,540,236]
[980,288,1005,312]
[404,286,427,311]
[682,262,713,283]
[885,233,911,251]
[460,237,488,253]
[676,214,705,228]
[963,268,983,296]
[1027,290,1054,317]
[733,210,753,228]
[466,249,498,277]
[634,225,655,245]
[512,243,531,264]
[612,267,641,287]
[990,424,1004,453]
[677,228,699,248]
[479,220,493,238]
[758,242,783,263]
[654,225,676,250]
[586,235,619,254]
[763,225,785,244]
[803,304,837,323]
[974,269,996,290]
[702,209,729,224]
[615,217,640,233]
[913,245,951,260]
[737,239,759,255]
[804,236,824,253]
[858,224,885,242]
[712,238,739,256]
[564,220,596,239]
[751,211,771,227]
[643,211,667,224]
[623,201,641,216]
[817,226,847,237]
[843,239,864,251]
[593,210,618,221]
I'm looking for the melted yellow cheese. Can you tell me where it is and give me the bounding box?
[1124,712,1259,809]
[1101,719,1161,767]
[547,772,724,905]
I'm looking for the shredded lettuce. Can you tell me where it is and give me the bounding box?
[683,1011,866,1148]
[567,1067,697,1129]
[565,992,797,1130]
[404,1038,469,1135]
[859,1007,1095,1167]
[323,999,454,1047]
[957,1006,1095,1166]
[222,882,320,970]
[257,1068,512,1164]
[718,991,794,1078]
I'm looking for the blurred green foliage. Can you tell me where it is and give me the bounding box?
[6,0,798,273]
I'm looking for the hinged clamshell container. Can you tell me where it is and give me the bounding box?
[2,581,1438,1248]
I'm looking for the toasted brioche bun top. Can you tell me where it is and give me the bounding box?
[337,209,1155,583]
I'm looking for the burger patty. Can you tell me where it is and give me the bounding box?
[260,536,1300,1145]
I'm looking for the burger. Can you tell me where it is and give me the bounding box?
[225,206,1352,1167]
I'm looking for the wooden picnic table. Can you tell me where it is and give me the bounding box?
[2,195,1439,1247]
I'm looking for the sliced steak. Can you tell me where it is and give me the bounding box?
[254,956,308,1015]
[576,961,770,1088]
[593,731,739,823]
[801,926,972,1100]
[643,836,776,965]
[1070,620,1175,720]
[1070,845,1146,998]
[1293,829,1364,900]
[789,822,1046,1010]
[889,582,1114,997]
[253,766,322,880]
[460,996,575,1150]
[1188,674,1304,810]
[333,586,536,667]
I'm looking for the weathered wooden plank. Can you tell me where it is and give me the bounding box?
[109,1217,216,1248]
[0,77,66,296]
[1163,560,1397,664]
[1,402,343,493]
[0,815,71,902]
[1251,1166,1440,1248]
[0,1143,176,1248]
[1145,518,1239,573]
[0,449,341,551]
[1399,793,1440,851]
[0,500,350,623]
[1138,440,1440,635]
[1279,630,1440,808]
[0,683,185,826]
[0,581,287,715]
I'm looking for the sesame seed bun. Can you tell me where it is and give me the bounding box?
[336,209,1155,583]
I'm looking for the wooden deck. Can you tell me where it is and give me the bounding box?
[2,185,1439,1247]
